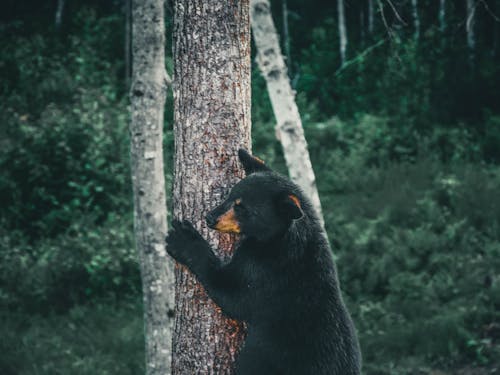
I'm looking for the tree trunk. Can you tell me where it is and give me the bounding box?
[171,0,250,373]
[368,0,374,35]
[439,0,446,32]
[129,0,175,374]
[411,0,420,41]
[250,0,325,228]
[55,0,65,30]
[337,0,348,66]
[466,0,476,64]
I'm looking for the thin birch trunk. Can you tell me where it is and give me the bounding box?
[55,0,65,30]
[337,0,348,66]
[250,0,325,229]
[466,0,476,64]
[368,0,374,34]
[439,0,446,32]
[129,0,175,374]
[171,0,250,373]
[411,0,420,41]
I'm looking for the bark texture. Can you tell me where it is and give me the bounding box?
[129,0,175,374]
[337,0,348,65]
[250,0,325,228]
[171,0,251,373]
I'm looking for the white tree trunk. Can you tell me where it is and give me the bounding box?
[337,0,348,65]
[129,0,175,374]
[439,0,446,32]
[411,0,420,41]
[55,0,65,29]
[250,0,325,228]
[466,0,476,63]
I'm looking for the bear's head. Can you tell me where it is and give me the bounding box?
[205,149,304,242]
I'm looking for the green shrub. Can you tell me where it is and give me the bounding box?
[332,159,500,371]
[0,214,140,313]
[0,299,144,375]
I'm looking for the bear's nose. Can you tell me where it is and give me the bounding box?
[205,213,217,228]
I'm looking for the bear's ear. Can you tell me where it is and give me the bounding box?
[277,193,304,221]
[238,149,271,175]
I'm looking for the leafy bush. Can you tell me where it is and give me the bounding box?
[331,160,500,371]
[0,214,140,313]
[0,10,130,240]
[0,300,144,375]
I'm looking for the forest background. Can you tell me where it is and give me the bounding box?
[1,0,500,374]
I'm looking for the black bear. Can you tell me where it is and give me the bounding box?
[166,149,361,374]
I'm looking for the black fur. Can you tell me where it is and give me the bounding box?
[166,149,361,374]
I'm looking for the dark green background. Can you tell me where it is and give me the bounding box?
[1,0,499,373]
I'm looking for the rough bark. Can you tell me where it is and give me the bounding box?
[129,0,175,374]
[337,0,348,65]
[411,0,420,41]
[171,0,251,373]
[250,0,325,228]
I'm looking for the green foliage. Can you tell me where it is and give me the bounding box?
[0,214,140,313]
[0,91,130,238]
[0,10,130,239]
[331,160,500,371]
[1,1,500,374]
[0,300,144,375]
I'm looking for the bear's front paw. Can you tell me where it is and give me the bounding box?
[166,219,207,265]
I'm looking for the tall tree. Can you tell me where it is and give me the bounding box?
[250,0,325,228]
[129,0,175,374]
[171,0,250,373]
[439,0,446,32]
[368,0,375,35]
[55,0,65,30]
[337,0,348,65]
[411,0,420,41]
[466,0,476,64]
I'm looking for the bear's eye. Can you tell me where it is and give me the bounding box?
[234,198,246,213]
